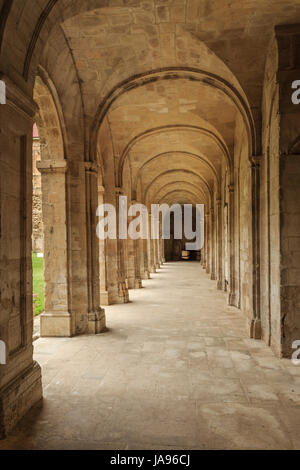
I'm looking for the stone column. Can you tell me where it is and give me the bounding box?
[210,205,216,280]
[85,163,106,334]
[127,200,142,289]
[158,218,165,264]
[142,229,151,280]
[148,213,156,273]
[205,212,210,273]
[137,208,150,280]
[152,214,160,269]
[160,238,166,264]
[216,198,223,290]
[250,156,261,339]
[228,183,237,306]
[116,188,129,302]
[98,185,110,306]
[274,25,300,356]
[37,160,72,337]
[0,75,42,438]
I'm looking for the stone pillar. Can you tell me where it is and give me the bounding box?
[216,198,223,290]
[103,187,127,304]
[148,213,156,273]
[158,218,165,264]
[127,200,142,290]
[160,238,166,264]
[0,76,42,438]
[205,212,210,273]
[152,214,160,269]
[98,185,110,306]
[116,188,129,302]
[228,183,237,306]
[142,234,150,279]
[155,239,160,269]
[249,157,261,339]
[137,207,150,280]
[84,163,106,334]
[272,25,300,356]
[37,160,72,337]
[210,205,216,281]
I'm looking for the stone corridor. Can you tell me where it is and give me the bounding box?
[1,1,300,442]
[1,262,300,450]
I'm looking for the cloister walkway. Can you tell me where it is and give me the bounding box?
[1,262,300,450]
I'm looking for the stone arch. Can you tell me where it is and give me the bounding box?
[142,169,211,206]
[118,125,232,188]
[91,68,256,163]
[33,71,71,337]
[133,151,218,201]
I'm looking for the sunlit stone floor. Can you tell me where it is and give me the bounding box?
[1,262,300,450]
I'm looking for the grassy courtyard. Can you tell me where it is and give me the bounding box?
[32,253,44,316]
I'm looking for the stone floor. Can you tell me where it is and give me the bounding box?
[1,262,300,450]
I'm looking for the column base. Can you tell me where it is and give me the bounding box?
[249,318,262,340]
[228,291,238,308]
[119,281,129,303]
[143,270,150,280]
[40,311,72,337]
[211,273,217,281]
[150,266,156,274]
[128,278,142,289]
[135,279,142,289]
[88,308,106,334]
[217,280,223,290]
[155,263,160,269]
[0,361,42,439]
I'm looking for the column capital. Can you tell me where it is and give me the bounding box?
[37,160,67,174]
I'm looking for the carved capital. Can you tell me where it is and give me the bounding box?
[37,160,67,174]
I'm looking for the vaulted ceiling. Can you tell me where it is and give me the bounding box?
[1,0,300,207]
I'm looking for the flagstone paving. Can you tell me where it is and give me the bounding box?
[1,262,300,450]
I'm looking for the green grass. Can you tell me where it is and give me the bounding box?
[32,253,45,316]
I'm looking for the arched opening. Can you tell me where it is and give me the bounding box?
[33,73,71,337]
